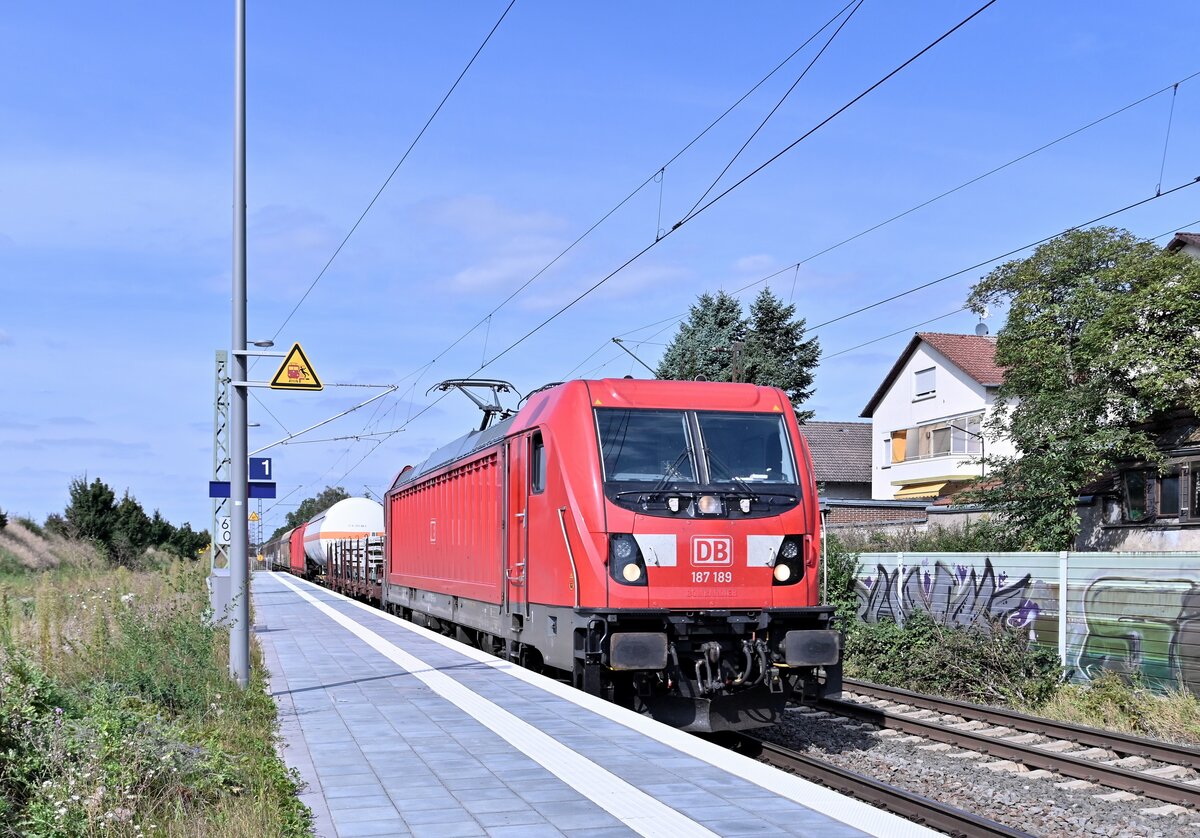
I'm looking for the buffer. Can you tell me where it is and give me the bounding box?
[270,343,323,391]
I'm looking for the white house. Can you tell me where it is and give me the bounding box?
[860,332,1015,501]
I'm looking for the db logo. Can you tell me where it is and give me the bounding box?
[691,535,733,566]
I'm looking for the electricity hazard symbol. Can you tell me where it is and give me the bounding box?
[270,343,323,391]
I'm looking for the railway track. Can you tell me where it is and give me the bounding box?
[818,679,1200,811]
[739,734,1032,838]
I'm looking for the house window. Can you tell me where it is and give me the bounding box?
[1187,463,1198,521]
[951,414,983,455]
[1160,473,1180,517]
[1124,471,1148,521]
[882,437,892,468]
[914,367,936,399]
[895,414,984,462]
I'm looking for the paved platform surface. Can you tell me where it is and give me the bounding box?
[253,571,941,838]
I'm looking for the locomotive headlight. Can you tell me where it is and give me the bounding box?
[773,563,792,582]
[739,498,751,514]
[667,496,680,513]
[697,494,721,515]
[608,534,648,586]
[779,539,800,560]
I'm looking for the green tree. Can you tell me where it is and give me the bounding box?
[656,289,820,420]
[656,291,746,383]
[270,486,351,541]
[64,476,117,547]
[0,507,7,531]
[743,288,820,421]
[147,509,174,546]
[966,226,1200,549]
[111,491,153,566]
[167,522,210,560]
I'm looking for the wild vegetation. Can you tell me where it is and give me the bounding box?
[0,514,309,836]
[825,533,1200,744]
[29,477,210,569]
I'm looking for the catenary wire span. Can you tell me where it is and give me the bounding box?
[604,68,1200,343]
[267,0,519,345]
[381,0,866,390]
[470,0,1000,377]
[682,0,865,219]
[808,177,1200,331]
[820,219,1200,362]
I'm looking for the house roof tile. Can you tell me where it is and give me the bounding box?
[860,332,1003,417]
[1167,232,1200,252]
[801,420,872,484]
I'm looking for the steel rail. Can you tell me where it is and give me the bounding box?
[819,697,1200,809]
[741,734,1033,838]
[842,678,1200,770]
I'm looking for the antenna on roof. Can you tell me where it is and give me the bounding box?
[975,321,989,336]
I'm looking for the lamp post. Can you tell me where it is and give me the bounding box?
[228,0,250,689]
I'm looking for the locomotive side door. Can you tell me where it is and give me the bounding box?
[505,435,530,617]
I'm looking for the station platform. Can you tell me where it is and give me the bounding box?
[252,572,941,838]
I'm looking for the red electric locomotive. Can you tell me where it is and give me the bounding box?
[382,378,841,732]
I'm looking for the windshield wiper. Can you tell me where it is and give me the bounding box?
[650,447,693,496]
[703,447,757,498]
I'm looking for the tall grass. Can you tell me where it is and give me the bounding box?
[0,555,310,837]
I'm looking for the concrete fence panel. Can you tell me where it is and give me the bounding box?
[854,551,1200,696]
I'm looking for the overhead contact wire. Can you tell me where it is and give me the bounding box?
[389,0,862,385]
[808,177,1200,331]
[682,0,865,219]
[475,0,999,374]
[608,68,1200,339]
[269,0,519,344]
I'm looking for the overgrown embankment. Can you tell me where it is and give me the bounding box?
[825,529,1200,745]
[0,522,310,837]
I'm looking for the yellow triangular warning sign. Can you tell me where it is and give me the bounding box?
[270,343,323,391]
[249,511,260,522]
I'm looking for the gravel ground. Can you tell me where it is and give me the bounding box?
[759,707,1200,837]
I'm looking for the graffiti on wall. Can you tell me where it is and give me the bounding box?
[1075,578,1200,696]
[854,553,1200,696]
[857,557,1036,632]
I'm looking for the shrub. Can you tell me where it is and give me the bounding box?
[14,518,41,538]
[823,535,861,625]
[0,509,7,531]
[844,611,1062,706]
[835,519,1022,553]
[1033,671,1200,743]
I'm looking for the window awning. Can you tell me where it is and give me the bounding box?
[893,481,947,499]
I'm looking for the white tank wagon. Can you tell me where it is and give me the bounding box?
[302,498,384,568]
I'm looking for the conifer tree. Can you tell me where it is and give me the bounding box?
[655,291,746,382]
[657,288,820,421]
[743,289,820,421]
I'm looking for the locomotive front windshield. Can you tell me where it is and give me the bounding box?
[596,408,797,486]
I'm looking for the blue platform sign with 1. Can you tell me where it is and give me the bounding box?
[249,457,272,481]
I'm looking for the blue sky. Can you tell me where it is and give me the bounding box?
[3,1,1198,539]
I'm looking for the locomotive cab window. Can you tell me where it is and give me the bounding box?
[530,432,546,494]
[594,407,799,500]
[596,409,695,483]
[695,412,797,484]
